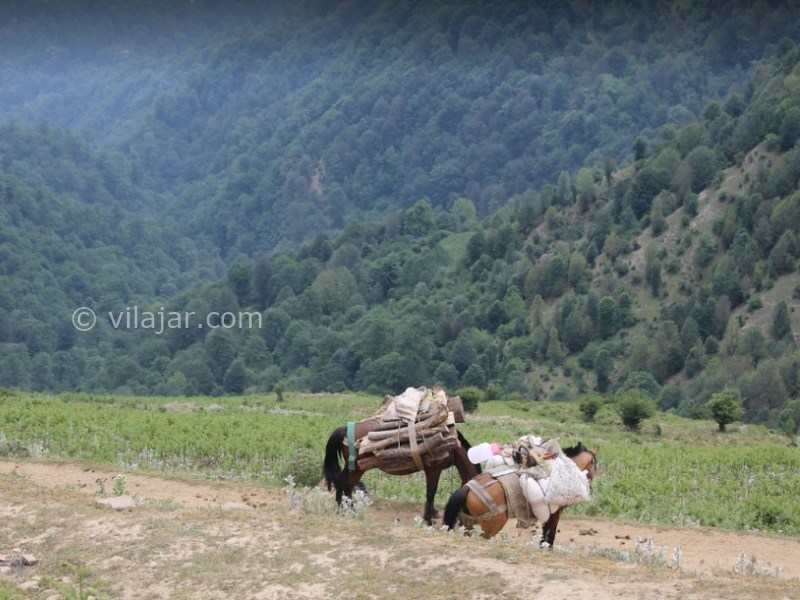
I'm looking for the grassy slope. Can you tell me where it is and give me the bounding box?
[1,391,798,535]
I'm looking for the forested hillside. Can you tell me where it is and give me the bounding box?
[1,1,799,432]
[4,1,797,253]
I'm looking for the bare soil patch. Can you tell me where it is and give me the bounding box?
[2,459,799,599]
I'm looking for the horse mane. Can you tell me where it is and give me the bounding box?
[456,430,482,474]
[563,441,590,457]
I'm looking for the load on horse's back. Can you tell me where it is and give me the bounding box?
[323,386,480,524]
[443,436,598,547]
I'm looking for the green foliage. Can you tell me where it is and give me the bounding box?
[281,448,323,488]
[2,0,800,432]
[578,394,604,422]
[707,389,744,432]
[615,390,656,431]
[42,560,108,600]
[7,391,800,536]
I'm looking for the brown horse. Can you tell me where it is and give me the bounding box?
[442,443,598,547]
[323,418,480,524]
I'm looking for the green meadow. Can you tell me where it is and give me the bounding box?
[1,391,799,535]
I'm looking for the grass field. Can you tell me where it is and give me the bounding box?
[1,390,799,535]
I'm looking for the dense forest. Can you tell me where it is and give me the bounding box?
[1,1,800,432]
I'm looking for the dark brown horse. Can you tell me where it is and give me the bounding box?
[323,418,480,524]
[442,443,597,547]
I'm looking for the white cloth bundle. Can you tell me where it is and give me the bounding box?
[543,453,592,506]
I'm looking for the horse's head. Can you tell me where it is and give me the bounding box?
[582,448,599,482]
[564,442,599,483]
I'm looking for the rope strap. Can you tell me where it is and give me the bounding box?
[466,477,507,520]
[346,421,357,471]
[407,420,425,471]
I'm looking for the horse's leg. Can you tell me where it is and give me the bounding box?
[336,445,363,504]
[347,468,364,498]
[423,466,443,525]
[541,507,564,548]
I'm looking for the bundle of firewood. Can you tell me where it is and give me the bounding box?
[356,400,458,473]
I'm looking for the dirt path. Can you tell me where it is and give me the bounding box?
[2,460,796,578]
[2,459,800,599]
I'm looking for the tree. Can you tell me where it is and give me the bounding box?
[312,267,356,315]
[449,331,477,373]
[650,195,666,237]
[227,262,252,307]
[204,331,237,383]
[644,242,662,298]
[633,136,648,161]
[768,231,798,276]
[567,253,587,287]
[777,400,800,439]
[597,296,618,339]
[686,146,718,193]
[576,167,596,212]
[773,301,793,341]
[451,197,477,231]
[615,390,656,431]
[546,326,562,363]
[694,232,718,268]
[555,170,572,206]
[594,346,614,393]
[779,106,800,151]
[620,371,661,399]
[402,199,435,237]
[707,389,743,432]
[465,231,485,264]
[223,359,248,394]
[432,362,459,390]
[462,363,487,388]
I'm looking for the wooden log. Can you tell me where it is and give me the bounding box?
[358,425,451,455]
[447,395,466,423]
[364,422,450,444]
[356,436,456,472]
[355,453,380,471]
[378,449,453,473]
[373,432,452,461]
[371,417,405,432]
[369,401,449,433]
[364,421,454,450]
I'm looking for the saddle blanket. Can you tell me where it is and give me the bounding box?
[495,472,535,528]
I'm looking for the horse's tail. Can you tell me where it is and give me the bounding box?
[323,426,346,491]
[443,486,469,530]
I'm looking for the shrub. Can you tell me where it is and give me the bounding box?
[281,448,322,488]
[579,394,604,422]
[615,390,656,431]
[707,389,744,432]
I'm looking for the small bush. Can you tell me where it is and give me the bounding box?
[579,394,604,422]
[615,390,656,431]
[707,389,744,432]
[281,448,321,488]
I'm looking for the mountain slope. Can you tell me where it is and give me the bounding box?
[4,1,799,255]
[0,2,799,433]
